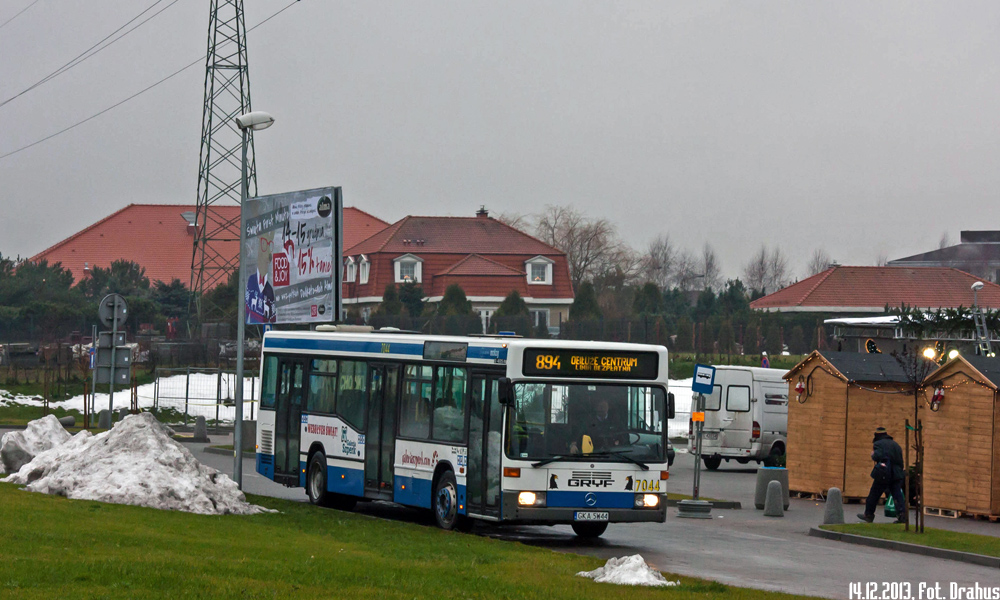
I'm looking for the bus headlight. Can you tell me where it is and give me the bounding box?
[635,494,660,508]
[517,491,546,507]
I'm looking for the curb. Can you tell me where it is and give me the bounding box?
[666,499,742,510]
[808,527,1000,569]
[202,445,255,457]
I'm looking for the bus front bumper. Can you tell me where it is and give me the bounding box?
[501,492,666,524]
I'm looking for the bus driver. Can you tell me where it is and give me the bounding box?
[569,399,622,454]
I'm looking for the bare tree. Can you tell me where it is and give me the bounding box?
[765,246,790,293]
[534,205,622,290]
[939,231,951,249]
[742,246,769,292]
[701,243,722,290]
[640,234,676,289]
[495,211,530,231]
[673,249,702,291]
[806,248,832,277]
[875,252,889,267]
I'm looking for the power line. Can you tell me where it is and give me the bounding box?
[0,0,41,31]
[0,1,299,162]
[0,0,182,109]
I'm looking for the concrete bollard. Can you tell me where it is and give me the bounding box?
[764,480,784,517]
[824,488,845,524]
[58,415,76,428]
[97,410,111,429]
[192,416,210,443]
[118,407,130,422]
[754,467,790,510]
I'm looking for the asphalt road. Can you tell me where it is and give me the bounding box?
[188,439,1000,599]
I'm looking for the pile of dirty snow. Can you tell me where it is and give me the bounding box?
[577,555,680,587]
[3,413,272,515]
[1,414,72,475]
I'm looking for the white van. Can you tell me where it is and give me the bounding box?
[687,367,788,470]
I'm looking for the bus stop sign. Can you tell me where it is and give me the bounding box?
[692,364,716,395]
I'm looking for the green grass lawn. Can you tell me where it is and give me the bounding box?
[0,483,818,599]
[821,524,1000,558]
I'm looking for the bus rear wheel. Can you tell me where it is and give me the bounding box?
[307,452,356,511]
[433,471,459,530]
[571,522,608,538]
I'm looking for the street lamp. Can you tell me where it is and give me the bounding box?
[234,110,274,489]
[972,281,984,308]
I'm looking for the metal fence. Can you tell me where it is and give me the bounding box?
[153,367,259,426]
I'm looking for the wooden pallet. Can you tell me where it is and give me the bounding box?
[923,506,960,519]
[969,513,1000,523]
[790,490,826,501]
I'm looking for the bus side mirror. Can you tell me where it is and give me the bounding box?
[497,377,514,405]
[667,392,676,419]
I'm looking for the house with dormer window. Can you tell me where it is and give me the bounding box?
[341,208,574,332]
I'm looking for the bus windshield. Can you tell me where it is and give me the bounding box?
[506,382,667,463]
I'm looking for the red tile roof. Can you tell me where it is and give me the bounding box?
[750,266,1000,312]
[347,215,561,256]
[438,254,525,277]
[31,204,387,287]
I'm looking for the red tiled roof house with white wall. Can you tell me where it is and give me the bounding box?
[342,208,574,332]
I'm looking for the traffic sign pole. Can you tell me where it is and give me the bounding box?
[693,393,704,500]
[108,295,118,417]
[678,363,716,519]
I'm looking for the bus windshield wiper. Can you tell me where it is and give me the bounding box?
[531,455,574,468]
[588,450,650,470]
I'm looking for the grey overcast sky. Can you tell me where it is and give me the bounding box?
[1,1,997,281]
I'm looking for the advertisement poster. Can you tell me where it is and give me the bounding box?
[242,186,342,324]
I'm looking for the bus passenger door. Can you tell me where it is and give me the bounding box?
[365,364,399,497]
[468,374,502,517]
[274,358,306,484]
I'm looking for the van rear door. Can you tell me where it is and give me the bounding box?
[721,371,753,450]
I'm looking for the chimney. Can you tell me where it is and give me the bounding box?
[180,211,197,236]
[476,205,489,218]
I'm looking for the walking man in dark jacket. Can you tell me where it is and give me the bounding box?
[858,426,907,523]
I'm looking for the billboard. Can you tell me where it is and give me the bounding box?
[242,186,342,324]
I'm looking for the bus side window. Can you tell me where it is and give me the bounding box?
[261,356,278,409]
[337,360,367,430]
[400,365,432,439]
[432,366,467,443]
[307,359,337,414]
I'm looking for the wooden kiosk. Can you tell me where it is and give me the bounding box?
[922,356,1000,518]
[783,351,920,499]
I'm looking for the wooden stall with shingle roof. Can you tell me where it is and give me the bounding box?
[783,351,922,499]
[922,356,1000,519]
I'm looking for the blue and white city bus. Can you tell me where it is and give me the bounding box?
[255,327,673,538]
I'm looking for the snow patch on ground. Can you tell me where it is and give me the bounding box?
[577,555,680,587]
[0,373,259,424]
[3,413,272,515]
[0,414,72,474]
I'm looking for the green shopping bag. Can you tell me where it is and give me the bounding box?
[884,495,897,518]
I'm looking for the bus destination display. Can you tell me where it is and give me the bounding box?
[522,348,658,379]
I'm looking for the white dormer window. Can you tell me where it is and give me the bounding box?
[525,256,554,285]
[359,254,370,285]
[393,253,423,283]
[345,256,356,282]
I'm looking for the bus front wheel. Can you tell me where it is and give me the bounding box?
[571,522,608,538]
[433,471,459,530]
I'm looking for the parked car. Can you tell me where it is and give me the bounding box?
[687,367,787,469]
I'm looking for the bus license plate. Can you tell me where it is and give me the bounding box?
[574,511,609,522]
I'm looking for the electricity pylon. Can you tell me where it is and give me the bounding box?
[190,0,256,323]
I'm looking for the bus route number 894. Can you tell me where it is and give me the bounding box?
[536,354,561,370]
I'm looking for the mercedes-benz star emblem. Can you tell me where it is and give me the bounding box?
[585,492,597,507]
